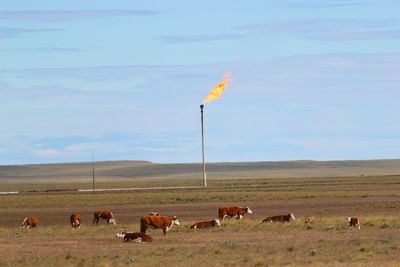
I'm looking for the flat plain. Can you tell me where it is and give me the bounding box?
[1,160,400,266]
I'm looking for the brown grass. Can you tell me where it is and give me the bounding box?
[1,165,400,266]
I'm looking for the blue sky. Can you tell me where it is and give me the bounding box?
[1,0,400,165]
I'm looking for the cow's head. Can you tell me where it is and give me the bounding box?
[245,207,253,214]
[289,213,296,221]
[116,229,126,238]
[149,212,160,216]
[20,217,28,228]
[346,217,352,223]
[213,219,221,227]
[173,216,180,226]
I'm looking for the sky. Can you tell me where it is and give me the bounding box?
[1,0,400,165]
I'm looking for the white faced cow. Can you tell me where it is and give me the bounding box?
[70,214,81,229]
[347,217,360,229]
[93,211,117,225]
[140,215,180,235]
[21,217,39,228]
[262,213,296,223]
[116,229,153,242]
[218,206,253,221]
[190,219,221,229]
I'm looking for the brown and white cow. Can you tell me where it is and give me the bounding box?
[116,229,153,242]
[304,216,315,224]
[347,217,360,229]
[93,211,117,225]
[140,215,180,235]
[20,217,38,228]
[218,206,253,220]
[70,214,81,229]
[190,219,221,229]
[262,213,296,223]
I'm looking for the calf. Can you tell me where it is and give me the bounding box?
[116,229,153,242]
[218,206,253,221]
[347,217,360,229]
[21,217,38,228]
[93,211,117,225]
[262,213,296,223]
[70,214,81,229]
[304,216,315,224]
[190,219,221,229]
[140,215,180,235]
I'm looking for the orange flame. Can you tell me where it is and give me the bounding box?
[202,72,231,104]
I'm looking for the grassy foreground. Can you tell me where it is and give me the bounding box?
[1,174,400,266]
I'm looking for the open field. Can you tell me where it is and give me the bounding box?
[1,160,400,266]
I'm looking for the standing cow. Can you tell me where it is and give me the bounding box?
[70,214,81,229]
[347,217,360,229]
[21,217,39,228]
[218,206,253,221]
[262,213,296,223]
[93,211,117,225]
[140,215,180,235]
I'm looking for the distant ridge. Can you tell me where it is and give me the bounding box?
[0,159,399,182]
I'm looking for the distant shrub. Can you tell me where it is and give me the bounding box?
[380,223,391,229]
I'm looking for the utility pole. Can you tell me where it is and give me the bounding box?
[92,153,95,192]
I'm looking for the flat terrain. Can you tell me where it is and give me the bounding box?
[1,160,400,266]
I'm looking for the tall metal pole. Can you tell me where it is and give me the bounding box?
[200,104,207,187]
[92,153,95,192]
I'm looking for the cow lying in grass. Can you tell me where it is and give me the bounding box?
[21,217,39,228]
[262,213,296,223]
[116,229,153,242]
[190,219,221,229]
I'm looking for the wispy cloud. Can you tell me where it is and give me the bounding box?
[237,18,400,41]
[0,47,88,52]
[0,10,157,22]
[279,0,371,8]
[159,33,244,44]
[0,26,60,39]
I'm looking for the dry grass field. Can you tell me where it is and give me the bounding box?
[1,160,400,266]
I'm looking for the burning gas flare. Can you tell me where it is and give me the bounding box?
[202,72,231,104]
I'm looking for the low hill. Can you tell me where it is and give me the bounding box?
[1,159,400,182]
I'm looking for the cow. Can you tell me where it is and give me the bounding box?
[70,214,81,229]
[347,217,360,229]
[140,215,180,235]
[190,219,221,229]
[262,213,296,223]
[20,217,38,228]
[304,216,315,224]
[218,206,253,221]
[116,229,153,242]
[93,211,117,225]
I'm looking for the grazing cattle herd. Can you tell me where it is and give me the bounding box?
[19,205,363,243]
